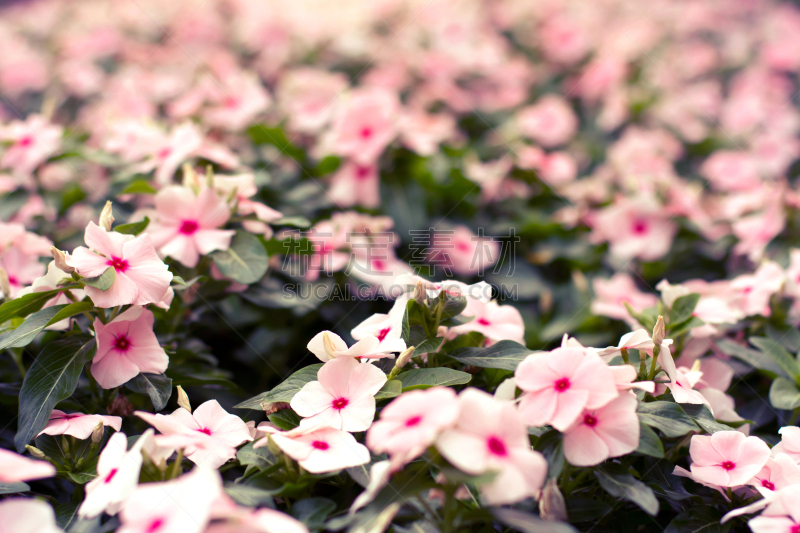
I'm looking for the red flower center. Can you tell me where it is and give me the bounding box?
[224,96,239,108]
[455,241,470,252]
[632,219,648,235]
[487,436,507,456]
[583,414,598,427]
[360,127,373,139]
[761,479,775,490]
[405,416,422,427]
[332,397,349,410]
[197,428,212,435]
[554,378,571,392]
[179,220,199,235]
[312,440,329,450]
[377,327,391,342]
[477,318,491,326]
[791,524,800,533]
[721,461,736,471]
[157,147,172,159]
[104,468,118,484]
[107,256,129,272]
[18,136,33,147]
[372,259,386,271]
[355,166,371,179]
[146,517,166,533]
[114,336,131,352]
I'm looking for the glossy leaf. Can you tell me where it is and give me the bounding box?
[449,340,536,371]
[114,216,149,235]
[595,468,659,516]
[82,267,115,292]
[398,367,471,390]
[211,230,269,285]
[234,364,322,410]
[125,372,173,411]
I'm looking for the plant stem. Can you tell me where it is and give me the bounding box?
[648,345,661,381]
[167,449,184,479]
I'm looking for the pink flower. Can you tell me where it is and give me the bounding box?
[689,431,771,487]
[0,447,56,483]
[516,95,577,148]
[772,427,800,463]
[148,186,235,268]
[730,261,785,318]
[135,400,253,469]
[79,431,148,519]
[398,109,456,156]
[0,499,63,533]
[590,195,677,262]
[291,356,387,432]
[307,331,403,361]
[591,273,658,324]
[515,347,618,431]
[449,299,525,344]
[207,507,309,533]
[213,175,282,238]
[277,67,349,133]
[330,88,399,164]
[350,296,408,355]
[0,248,46,298]
[427,225,499,277]
[118,466,223,533]
[562,392,640,467]
[749,454,800,493]
[436,388,547,505]
[92,306,169,389]
[367,387,459,467]
[0,114,63,178]
[255,420,370,474]
[17,261,85,329]
[328,161,381,209]
[700,151,762,191]
[66,222,173,308]
[37,410,121,440]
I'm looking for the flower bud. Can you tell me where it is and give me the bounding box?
[395,346,414,370]
[99,200,114,231]
[91,421,104,444]
[322,332,337,357]
[652,315,665,346]
[0,268,10,299]
[205,164,215,189]
[540,478,568,522]
[413,280,426,306]
[25,445,47,460]
[182,163,200,193]
[177,385,191,413]
[50,246,75,273]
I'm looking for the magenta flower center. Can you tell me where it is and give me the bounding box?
[405,416,422,427]
[477,318,491,326]
[179,220,199,235]
[332,397,349,410]
[146,517,166,533]
[583,414,598,427]
[554,378,571,392]
[372,259,386,271]
[632,219,648,235]
[157,147,172,159]
[312,440,329,450]
[455,240,470,252]
[791,524,800,533]
[761,479,775,490]
[720,461,736,471]
[377,327,391,342]
[355,166,371,179]
[360,127,373,139]
[107,256,129,272]
[487,436,507,456]
[197,428,212,435]
[18,136,33,147]
[114,336,131,352]
[104,468,118,484]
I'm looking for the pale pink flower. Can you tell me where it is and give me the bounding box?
[213,175,282,238]
[17,261,85,329]
[449,299,525,344]
[92,306,169,389]
[0,498,63,533]
[291,356,387,432]
[0,114,63,178]
[730,261,785,318]
[207,507,309,533]
[428,225,499,277]
[689,431,771,487]
[700,388,748,434]
[516,95,577,148]
[562,392,640,467]
[38,410,121,440]
[148,186,235,268]
[201,73,271,131]
[277,68,349,133]
[398,109,456,156]
[515,347,618,431]
[609,365,655,393]
[79,431,148,519]
[749,454,800,493]
[590,195,677,262]
[772,427,800,463]
[0,447,56,483]
[350,297,408,357]
[539,15,589,65]
[330,88,399,164]
[591,273,658,324]
[0,222,52,256]
[328,161,381,209]
[255,419,370,474]
[700,151,762,191]
[118,466,222,533]
[367,387,459,467]
[135,400,252,469]
[307,331,403,361]
[349,460,394,514]
[66,222,173,308]
[0,248,46,298]
[732,199,785,262]
[436,388,547,505]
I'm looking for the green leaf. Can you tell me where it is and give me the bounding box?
[269,409,301,430]
[82,267,116,292]
[449,340,536,371]
[439,295,467,321]
[224,483,275,507]
[669,316,705,338]
[636,424,665,458]
[637,401,699,438]
[247,125,305,160]
[669,293,700,326]
[0,481,29,494]
[750,337,800,380]
[15,335,96,451]
[375,379,402,400]
[595,468,659,516]
[125,373,173,411]
[664,506,731,533]
[412,337,444,357]
[236,441,279,471]
[234,364,322,410]
[114,216,149,236]
[210,231,268,285]
[0,301,94,352]
[313,156,341,176]
[271,216,312,228]
[716,338,783,377]
[398,368,471,390]
[770,377,800,410]
[292,497,337,531]
[681,403,738,434]
[492,509,578,533]
[55,502,80,530]
[49,301,94,324]
[0,289,62,324]
[119,180,157,195]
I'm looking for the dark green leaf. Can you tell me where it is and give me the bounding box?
[271,216,312,228]
[492,508,578,533]
[681,403,738,433]
[0,289,62,324]
[535,430,565,479]
[669,294,700,326]
[211,231,268,285]
[82,268,115,292]
[750,337,800,380]
[636,424,665,458]
[292,497,336,530]
[0,481,29,494]
[439,295,467,321]
[637,401,699,438]
[247,125,305,160]
[449,340,536,371]
[770,377,800,410]
[669,317,705,338]
[15,335,96,451]
[269,409,301,430]
[664,506,731,533]
[114,217,149,236]
[412,337,444,357]
[375,379,401,400]
[643,459,692,501]
[224,483,275,507]
[595,468,659,516]
[119,180,157,195]
[234,364,322,410]
[398,368,471,390]
[716,338,783,377]
[55,502,80,530]
[125,373,173,411]
[237,441,279,471]
[0,305,64,350]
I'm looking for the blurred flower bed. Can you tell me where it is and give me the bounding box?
[1,0,800,532]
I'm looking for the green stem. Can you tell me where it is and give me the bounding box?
[440,487,457,533]
[167,449,184,479]
[620,348,629,365]
[648,345,661,381]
